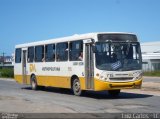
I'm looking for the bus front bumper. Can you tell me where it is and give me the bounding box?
[94,78,143,91]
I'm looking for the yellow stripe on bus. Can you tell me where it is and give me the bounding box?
[14,75,86,89]
[14,75,142,91]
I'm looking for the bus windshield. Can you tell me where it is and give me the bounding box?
[95,42,142,71]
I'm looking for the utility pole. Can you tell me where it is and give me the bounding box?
[2,52,6,68]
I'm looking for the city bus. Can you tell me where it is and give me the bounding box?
[14,32,143,96]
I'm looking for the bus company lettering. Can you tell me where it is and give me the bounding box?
[30,64,36,72]
[73,62,84,66]
[42,67,60,71]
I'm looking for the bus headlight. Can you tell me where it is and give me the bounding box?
[99,73,110,81]
[99,73,113,81]
[135,72,143,80]
[100,75,108,81]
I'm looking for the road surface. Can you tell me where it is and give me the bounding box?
[0,77,159,115]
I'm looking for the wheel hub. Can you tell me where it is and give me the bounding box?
[74,82,80,92]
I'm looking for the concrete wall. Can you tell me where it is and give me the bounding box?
[142,59,160,71]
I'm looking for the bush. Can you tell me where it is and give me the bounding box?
[0,68,14,78]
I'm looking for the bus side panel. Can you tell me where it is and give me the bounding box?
[32,61,86,90]
[14,75,31,85]
[79,77,86,90]
[14,75,23,84]
[14,62,23,84]
[36,76,86,90]
[36,76,71,88]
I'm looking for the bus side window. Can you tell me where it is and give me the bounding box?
[35,45,44,62]
[56,54,60,61]
[56,42,68,61]
[28,47,34,62]
[69,40,83,61]
[45,44,55,62]
[15,48,22,63]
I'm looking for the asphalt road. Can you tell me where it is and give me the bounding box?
[0,77,160,114]
[143,76,160,83]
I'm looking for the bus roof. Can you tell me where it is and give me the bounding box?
[15,32,136,48]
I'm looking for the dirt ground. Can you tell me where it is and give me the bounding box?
[123,77,160,96]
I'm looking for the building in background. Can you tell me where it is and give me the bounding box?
[141,41,160,71]
[0,55,14,68]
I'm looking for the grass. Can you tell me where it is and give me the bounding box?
[143,70,160,77]
[0,68,14,78]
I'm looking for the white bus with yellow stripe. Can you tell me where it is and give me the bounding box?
[14,32,143,96]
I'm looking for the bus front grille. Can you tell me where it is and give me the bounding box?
[109,83,135,88]
[109,77,133,81]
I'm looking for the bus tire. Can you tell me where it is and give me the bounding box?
[72,78,82,96]
[108,89,120,97]
[31,75,38,90]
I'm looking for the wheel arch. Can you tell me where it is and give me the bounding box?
[70,75,79,88]
[30,73,36,82]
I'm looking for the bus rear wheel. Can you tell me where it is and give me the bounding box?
[108,89,120,97]
[72,78,82,96]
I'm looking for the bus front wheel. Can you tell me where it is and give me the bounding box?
[31,75,38,90]
[108,89,120,97]
[72,78,82,96]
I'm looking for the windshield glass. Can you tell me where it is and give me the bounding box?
[95,42,142,71]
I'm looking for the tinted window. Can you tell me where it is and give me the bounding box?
[69,40,83,61]
[45,44,55,62]
[28,47,34,62]
[95,42,142,71]
[98,34,138,42]
[35,45,44,62]
[56,42,68,61]
[15,48,21,63]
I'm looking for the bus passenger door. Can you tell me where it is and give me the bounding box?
[85,43,94,89]
[22,50,27,84]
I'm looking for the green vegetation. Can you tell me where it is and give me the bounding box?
[143,71,160,77]
[0,68,14,78]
